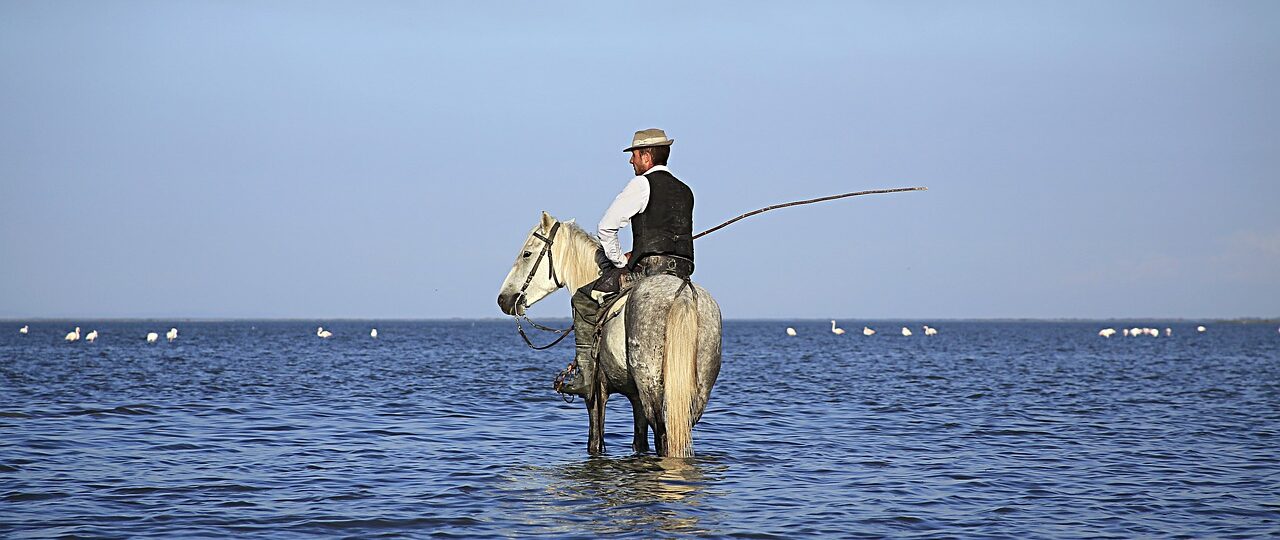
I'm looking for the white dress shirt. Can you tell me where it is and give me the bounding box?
[597,165,670,268]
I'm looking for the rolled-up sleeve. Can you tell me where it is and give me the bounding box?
[597,176,650,268]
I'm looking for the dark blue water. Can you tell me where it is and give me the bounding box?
[3,320,1278,538]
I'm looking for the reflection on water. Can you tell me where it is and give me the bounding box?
[524,455,726,537]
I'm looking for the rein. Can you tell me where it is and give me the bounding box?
[512,222,575,350]
[515,315,573,350]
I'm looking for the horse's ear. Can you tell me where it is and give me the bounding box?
[540,211,555,231]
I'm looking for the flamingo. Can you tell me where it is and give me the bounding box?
[901,327,912,337]
[830,320,845,335]
[1197,325,1206,333]
[1099,328,1116,338]
[146,332,158,343]
[862,327,875,336]
[317,327,333,339]
[1165,328,1172,337]
[923,326,938,336]
[166,328,178,342]
[370,328,378,339]
[86,330,98,343]
[65,327,81,342]
[19,325,28,335]
[785,327,797,336]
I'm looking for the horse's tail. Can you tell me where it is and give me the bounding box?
[663,287,699,458]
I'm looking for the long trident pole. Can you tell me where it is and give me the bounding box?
[693,186,927,240]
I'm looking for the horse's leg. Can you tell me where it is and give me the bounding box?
[652,420,667,457]
[627,394,649,454]
[587,375,608,455]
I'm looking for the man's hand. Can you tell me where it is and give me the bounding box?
[593,266,628,293]
[594,248,614,271]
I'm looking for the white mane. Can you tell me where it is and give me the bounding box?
[550,219,605,292]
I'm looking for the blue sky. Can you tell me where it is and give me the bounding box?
[1,1,1277,319]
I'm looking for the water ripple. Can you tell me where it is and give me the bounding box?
[1,320,1278,537]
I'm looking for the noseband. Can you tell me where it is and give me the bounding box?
[512,221,573,350]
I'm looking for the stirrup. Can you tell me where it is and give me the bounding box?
[554,360,581,401]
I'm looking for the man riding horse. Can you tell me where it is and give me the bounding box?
[558,128,696,397]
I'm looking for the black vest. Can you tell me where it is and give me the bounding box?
[630,170,694,266]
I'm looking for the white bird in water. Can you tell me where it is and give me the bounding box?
[1122,329,1130,337]
[370,328,379,339]
[167,328,178,342]
[1197,325,1206,333]
[901,327,912,337]
[86,330,98,343]
[923,326,938,336]
[317,327,333,339]
[785,327,797,336]
[146,332,159,344]
[1099,328,1116,338]
[1165,328,1172,337]
[19,325,28,335]
[65,327,81,342]
[830,320,845,335]
[863,326,875,336]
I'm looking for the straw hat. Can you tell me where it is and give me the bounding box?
[623,128,675,152]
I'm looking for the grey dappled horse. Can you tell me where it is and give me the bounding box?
[497,212,722,457]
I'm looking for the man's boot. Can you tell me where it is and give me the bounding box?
[558,284,600,397]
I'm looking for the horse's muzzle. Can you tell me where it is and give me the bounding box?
[497,292,525,316]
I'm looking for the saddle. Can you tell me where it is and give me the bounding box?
[631,254,694,279]
[592,251,693,294]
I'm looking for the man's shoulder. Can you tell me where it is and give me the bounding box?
[623,175,650,189]
[643,169,680,181]
[644,169,689,191]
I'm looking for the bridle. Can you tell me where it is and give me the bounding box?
[512,221,574,350]
[516,221,563,298]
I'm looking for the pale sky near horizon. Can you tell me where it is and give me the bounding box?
[2,1,1277,320]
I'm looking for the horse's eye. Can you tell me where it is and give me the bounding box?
[523,251,532,258]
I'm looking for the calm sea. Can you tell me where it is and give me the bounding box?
[2,320,1278,538]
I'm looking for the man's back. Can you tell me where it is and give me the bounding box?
[630,168,694,270]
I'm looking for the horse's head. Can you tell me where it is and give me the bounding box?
[497,211,567,316]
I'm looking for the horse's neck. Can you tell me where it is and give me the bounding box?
[553,227,604,291]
